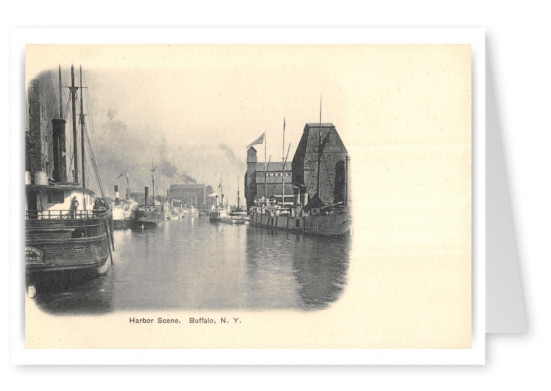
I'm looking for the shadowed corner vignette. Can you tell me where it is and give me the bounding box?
[24,63,352,316]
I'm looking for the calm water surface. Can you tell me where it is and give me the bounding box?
[33,217,350,314]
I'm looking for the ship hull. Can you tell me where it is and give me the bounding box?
[113,219,130,230]
[131,208,165,229]
[220,216,245,225]
[249,210,351,236]
[25,217,111,292]
[130,218,165,229]
[209,209,228,223]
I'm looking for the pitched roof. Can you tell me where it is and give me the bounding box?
[305,122,335,128]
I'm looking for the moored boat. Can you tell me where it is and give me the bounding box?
[229,206,248,224]
[249,203,350,236]
[209,177,230,223]
[112,200,139,229]
[25,65,114,293]
[244,115,351,236]
[221,214,245,225]
[132,203,166,229]
[112,174,139,229]
[131,163,166,229]
[227,177,249,224]
[209,207,228,223]
[26,188,113,291]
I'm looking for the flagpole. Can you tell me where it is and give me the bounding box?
[317,96,322,197]
[152,159,155,204]
[264,132,267,205]
[282,118,285,207]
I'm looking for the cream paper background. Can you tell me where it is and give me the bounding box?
[25,44,471,349]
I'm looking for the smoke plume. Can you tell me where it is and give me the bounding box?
[218,143,245,170]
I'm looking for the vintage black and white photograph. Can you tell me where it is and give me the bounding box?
[23,43,472,349]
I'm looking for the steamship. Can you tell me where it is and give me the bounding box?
[209,177,229,223]
[112,181,139,230]
[209,207,229,223]
[130,172,166,229]
[225,181,247,224]
[132,203,166,229]
[247,122,351,236]
[112,200,139,229]
[25,65,114,294]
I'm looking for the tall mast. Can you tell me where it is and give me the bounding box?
[282,117,285,207]
[264,132,267,204]
[151,159,155,204]
[79,66,86,191]
[316,96,322,197]
[237,176,240,209]
[125,168,130,200]
[58,66,63,118]
[70,65,79,184]
[220,176,224,207]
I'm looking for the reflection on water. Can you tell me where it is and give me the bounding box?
[33,217,350,314]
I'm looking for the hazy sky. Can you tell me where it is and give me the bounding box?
[26,44,470,209]
[27,45,360,204]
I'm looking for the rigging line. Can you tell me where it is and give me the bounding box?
[63,94,71,120]
[66,102,74,179]
[82,74,103,171]
[305,166,315,195]
[84,125,105,197]
[84,128,103,194]
[48,70,59,119]
[77,71,102,191]
[87,104,102,172]
[64,92,75,179]
[84,145,101,196]
[85,140,103,197]
[321,156,334,192]
[48,69,56,102]
[82,73,97,140]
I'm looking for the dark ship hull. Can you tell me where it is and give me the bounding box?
[249,209,351,236]
[25,210,112,292]
[131,206,165,229]
[113,219,130,230]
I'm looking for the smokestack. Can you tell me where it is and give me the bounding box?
[51,119,67,182]
[144,187,149,206]
[114,185,120,202]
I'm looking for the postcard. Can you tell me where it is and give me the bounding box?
[12,28,485,365]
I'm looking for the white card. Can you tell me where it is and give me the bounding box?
[11,28,486,365]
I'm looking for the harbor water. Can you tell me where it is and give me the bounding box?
[33,217,350,314]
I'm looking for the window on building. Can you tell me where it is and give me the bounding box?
[47,190,64,204]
